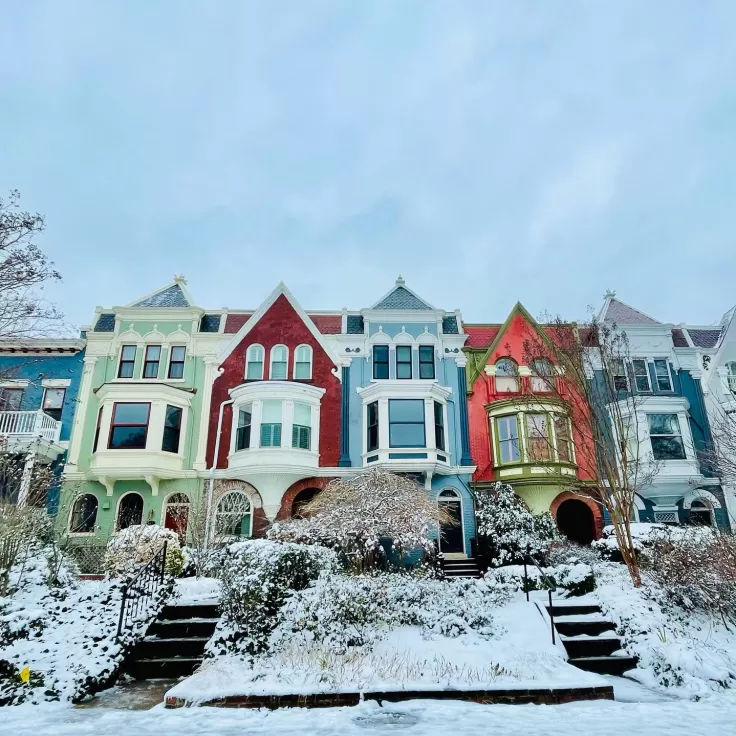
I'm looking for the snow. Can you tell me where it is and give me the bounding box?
[3,699,736,736]
[171,577,220,605]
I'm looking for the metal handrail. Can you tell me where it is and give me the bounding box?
[116,541,168,638]
[522,545,558,644]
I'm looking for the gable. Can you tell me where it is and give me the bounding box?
[373,286,433,310]
[132,283,190,308]
[603,298,660,325]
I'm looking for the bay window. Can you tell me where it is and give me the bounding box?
[260,400,282,446]
[496,416,520,463]
[162,405,182,453]
[367,401,379,452]
[554,416,572,462]
[526,414,551,461]
[434,400,445,451]
[236,406,251,450]
[648,413,685,460]
[292,402,312,450]
[389,399,425,447]
[108,403,150,449]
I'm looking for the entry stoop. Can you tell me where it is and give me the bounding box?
[124,603,220,680]
[443,558,480,579]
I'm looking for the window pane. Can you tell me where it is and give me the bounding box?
[146,345,161,361]
[555,416,571,462]
[261,400,282,423]
[496,359,516,377]
[261,423,282,447]
[373,346,389,379]
[165,405,182,429]
[168,362,184,379]
[121,345,136,361]
[113,403,149,424]
[248,345,264,361]
[632,359,650,391]
[273,346,287,361]
[271,361,287,379]
[246,361,263,379]
[497,416,518,441]
[118,362,134,379]
[294,363,310,379]
[171,346,186,361]
[648,413,679,435]
[296,346,310,362]
[162,426,181,453]
[292,425,311,450]
[389,399,424,422]
[110,426,147,449]
[43,388,65,411]
[651,436,686,460]
[396,346,412,379]
[654,360,672,391]
[389,423,425,447]
[294,402,311,426]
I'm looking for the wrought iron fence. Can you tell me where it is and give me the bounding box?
[116,541,168,638]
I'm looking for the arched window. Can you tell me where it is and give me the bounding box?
[531,358,554,392]
[69,494,98,533]
[164,492,190,541]
[117,492,144,530]
[495,358,519,393]
[294,345,313,380]
[438,489,464,554]
[246,345,265,380]
[689,499,713,527]
[292,487,320,519]
[216,491,252,538]
[270,345,288,380]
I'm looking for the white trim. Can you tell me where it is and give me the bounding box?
[41,378,72,388]
[682,488,722,510]
[438,487,465,555]
[245,344,265,380]
[269,345,289,380]
[0,379,30,388]
[215,489,253,538]
[165,345,188,382]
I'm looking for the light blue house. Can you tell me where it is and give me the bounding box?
[0,337,86,509]
[329,278,476,557]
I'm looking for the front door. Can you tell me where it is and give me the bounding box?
[439,496,464,554]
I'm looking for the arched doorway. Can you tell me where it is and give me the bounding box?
[164,492,190,541]
[556,499,595,544]
[438,489,464,554]
[689,499,714,526]
[292,487,320,519]
[117,492,144,530]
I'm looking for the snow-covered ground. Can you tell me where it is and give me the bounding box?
[4,699,736,736]
[171,577,220,605]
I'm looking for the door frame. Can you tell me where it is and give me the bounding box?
[438,488,465,556]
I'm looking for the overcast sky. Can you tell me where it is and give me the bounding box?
[2,1,735,329]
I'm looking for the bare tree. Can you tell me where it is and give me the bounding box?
[516,314,662,587]
[0,190,63,340]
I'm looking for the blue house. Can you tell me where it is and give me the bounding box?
[597,296,729,529]
[333,277,476,557]
[0,337,86,509]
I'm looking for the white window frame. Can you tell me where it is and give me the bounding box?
[495,358,519,393]
[653,358,673,392]
[67,493,99,536]
[293,344,313,380]
[245,344,265,380]
[269,345,289,380]
[647,412,686,461]
[631,359,651,392]
[166,345,187,381]
[215,491,252,539]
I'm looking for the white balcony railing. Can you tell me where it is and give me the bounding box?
[0,410,62,444]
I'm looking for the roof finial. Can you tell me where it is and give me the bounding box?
[395,274,405,287]
[174,274,187,285]
[603,288,616,299]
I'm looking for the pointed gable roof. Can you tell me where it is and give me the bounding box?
[601,296,660,325]
[216,282,342,369]
[372,276,434,311]
[128,276,193,308]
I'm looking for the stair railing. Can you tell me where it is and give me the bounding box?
[522,544,558,644]
[116,541,168,639]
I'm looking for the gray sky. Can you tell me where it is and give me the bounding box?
[2,1,735,328]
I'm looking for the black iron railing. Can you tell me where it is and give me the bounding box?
[521,545,558,644]
[116,541,168,638]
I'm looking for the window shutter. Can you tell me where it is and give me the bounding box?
[292,424,299,448]
[273,423,282,446]
[260,424,271,446]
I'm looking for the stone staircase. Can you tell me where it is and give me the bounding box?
[124,602,220,680]
[547,602,638,676]
[442,557,480,578]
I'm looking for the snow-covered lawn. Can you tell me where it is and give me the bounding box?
[4,699,736,736]
[171,577,220,605]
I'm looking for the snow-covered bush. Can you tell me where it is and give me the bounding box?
[475,483,561,567]
[0,502,52,596]
[104,524,184,578]
[210,539,340,657]
[592,522,714,561]
[268,469,451,572]
[547,540,603,567]
[486,563,596,597]
[270,573,511,654]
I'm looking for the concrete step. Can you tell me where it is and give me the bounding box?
[160,604,220,621]
[134,636,211,659]
[554,620,616,637]
[125,657,203,680]
[547,604,601,617]
[567,655,638,677]
[147,618,220,639]
[561,636,623,659]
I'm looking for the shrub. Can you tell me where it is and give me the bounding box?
[475,483,561,567]
[104,525,184,578]
[211,539,340,657]
[547,540,603,567]
[487,563,596,597]
[593,523,714,562]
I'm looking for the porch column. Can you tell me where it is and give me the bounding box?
[339,363,352,466]
[456,360,473,466]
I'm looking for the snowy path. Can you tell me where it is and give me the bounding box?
[4,699,735,735]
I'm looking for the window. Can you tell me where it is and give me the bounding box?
[117,493,144,530]
[554,415,573,462]
[654,359,672,392]
[373,345,389,379]
[69,494,98,533]
[236,406,251,450]
[260,400,282,447]
[419,346,435,379]
[42,387,65,421]
[270,345,288,380]
[215,492,251,537]
[526,413,551,461]
[495,358,519,392]
[396,345,412,379]
[496,416,520,463]
[162,405,183,453]
[168,346,186,379]
[294,345,313,379]
[434,401,445,451]
[367,401,379,452]
[246,344,265,380]
[92,407,103,452]
[531,359,554,392]
[0,388,23,411]
[689,499,713,527]
[143,345,161,379]
[632,359,651,392]
[389,399,425,447]
[118,345,136,378]
[648,413,685,460]
[292,402,312,450]
[108,403,150,449]
[164,493,190,541]
[609,359,628,391]
[727,362,736,393]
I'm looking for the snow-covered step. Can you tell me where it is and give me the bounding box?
[442,558,480,578]
[126,657,203,680]
[147,617,220,639]
[137,636,211,659]
[560,635,623,659]
[546,603,600,617]
[160,603,220,620]
[554,619,616,637]
[567,655,638,677]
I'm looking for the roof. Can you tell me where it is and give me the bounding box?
[346,315,364,334]
[94,313,116,332]
[132,283,190,308]
[442,316,459,334]
[463,325,501,348]
[671,329,688,347]
[688,328,722,349]
[372,276,434,310]
[309,315,342,334]
[224,314,252,334]
[602,298,660,325]
[199,314,221,333]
